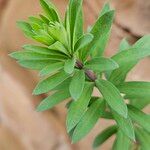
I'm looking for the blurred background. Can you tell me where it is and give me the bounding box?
[0,0,150,149]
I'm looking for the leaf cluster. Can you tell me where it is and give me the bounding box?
[10,0,150,149]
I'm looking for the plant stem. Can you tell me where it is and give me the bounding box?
[75,60,97,82]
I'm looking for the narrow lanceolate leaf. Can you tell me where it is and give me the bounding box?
[33,28,55,44]
[48,41,69,56]
[135,127,150,150]
[117,82,150,101]
[82,10,114,59]
[28,16,43,25]
[69,70,85,100]
[96,79,127,118]
[39,62,64,76]
[68,0,83,48]
[93,125,118,148]
[23,44,52,55]
[133,35,150,49]
[18,60,54,70]
[66,82,94,132]
[72,100,105,143]
[85,57,119,72]
[33,35,55,46]
[17,20,32,31]
[39,14,50,24]
[10,51,66,61]
[99,3,111,17]
[128,98,150,110]
[36,90,70,112]
[64,58,76,74]
[17,21,34,37]
[53,78,71,91]
[74,33,93,52]
[48,23,68,48]
[33,71,70,95]
[10,51,51,60]
[23,44,67,56]
[28,16,43,31]
[108,62,136,86]
[112,130,132,150]
[128,105,150,133]
[109,36,150,85]
[40,0,60,22]
[113,111,135,140]
[111,47,150,67]
[64,7,71,46]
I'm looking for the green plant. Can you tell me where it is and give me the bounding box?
[10,0,150,149]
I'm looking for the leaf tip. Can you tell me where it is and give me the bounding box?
[9,52,17,59]
[32,87,40,95]
[36,104,44,112]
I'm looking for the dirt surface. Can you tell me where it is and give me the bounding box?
[0,0,150,150]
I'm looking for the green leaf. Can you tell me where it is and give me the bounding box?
[40,0,60,22]
[48,41,70,56]
[48,22,68,48]
[10,50,66,61]
[108,62,136,85]
[99,3,111,17]
[18,60,56,70]
[74,8,84,43]
[33,70,70,95]
[64,7,71,47]
[69,70,85,100]
[128,98,150,110]
[135,127,150,150]
[33,35,54,46]
[128,105,150,133]
[82,10,114,59]
[39,62,64,76]
[109,36,150,85]
[23,44,66,56]
[117,82,150,101]
[133,35,150,49]
[23,44,68,60]
[36,90,70,112]
[32,29,55,45]
[111,47,150,67]
[72,100,105,143]
[74,33,93,52]
[17,21,34,37]
[53,78,71,91]
[93,125,118,148]
[66,82,94,132]
[29,16,43,25]
[112,130,132,150]
[64,58,76,74]
[105,38,129,82]
[28,16,43,31]
[68,0,83,48]
[85,57,119,72]
[96,79,127,118]
[17,21,33,31]
[119,38,130,52]
[39,14,50,24]
[113,111,135,140]
[101,111,114,120]
[10,51,50,60]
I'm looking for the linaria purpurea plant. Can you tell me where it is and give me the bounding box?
[10,0,150,149]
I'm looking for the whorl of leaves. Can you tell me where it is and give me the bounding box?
[10,0,150,149]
